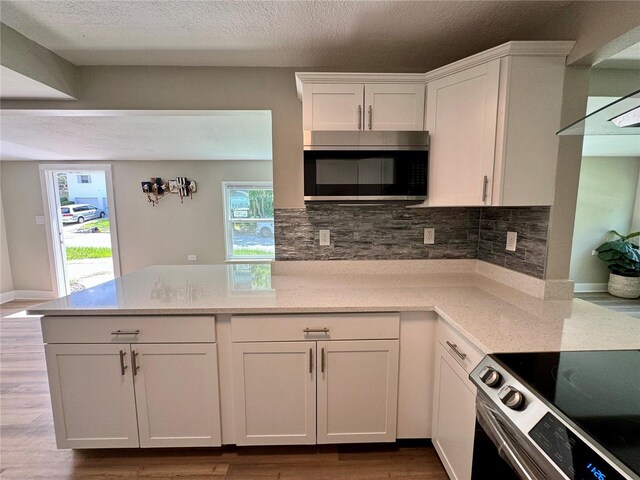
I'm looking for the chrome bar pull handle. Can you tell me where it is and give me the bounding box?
[119,350,127,376]
[132,350,140,375]
[111,329,140,336]
[446,341,467,360]
[303,327,330,334]
[321,347,326,373]
[482,175,489,203]
[358,105,362,130]
[309,348,313,374]
[368,105,373,130]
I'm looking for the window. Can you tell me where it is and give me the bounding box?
[223,182,274,260]
[77,175,91,184]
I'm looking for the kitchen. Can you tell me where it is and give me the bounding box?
[1,2,639,480]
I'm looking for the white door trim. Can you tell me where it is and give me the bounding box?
[39,163,121,297]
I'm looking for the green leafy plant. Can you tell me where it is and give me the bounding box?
[596,230,640,277]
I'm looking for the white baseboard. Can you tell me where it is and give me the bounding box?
[574,283,608,293]
[1,290,57,302]
[0,291,16,304]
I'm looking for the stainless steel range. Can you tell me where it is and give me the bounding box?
[470,350,640,480]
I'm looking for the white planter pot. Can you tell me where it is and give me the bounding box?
[607,273,640,299]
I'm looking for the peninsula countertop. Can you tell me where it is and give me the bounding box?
[28,264,640,354]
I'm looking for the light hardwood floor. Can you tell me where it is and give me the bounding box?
[0,300,448,480]
[574,292,640,319]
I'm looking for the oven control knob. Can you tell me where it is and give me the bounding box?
[499,385,526,410]
[479,366,502,388]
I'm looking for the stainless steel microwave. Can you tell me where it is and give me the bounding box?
[303,131,429,202]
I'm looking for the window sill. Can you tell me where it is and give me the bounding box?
[225,258,275,264]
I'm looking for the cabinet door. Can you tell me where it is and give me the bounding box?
[364,83,425,131]
[133,343,221,447]
[233,342,316,445]
[432,343,477,480]
[317,340,399,444]
[45,344,139,448]
[303,84,364,130]
[426,60,500,206]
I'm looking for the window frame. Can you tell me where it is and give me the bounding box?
[222,181,275,262]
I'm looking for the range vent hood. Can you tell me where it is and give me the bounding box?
[557,89,640,135]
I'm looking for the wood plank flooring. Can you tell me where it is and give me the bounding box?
[574,292,640,319]
[0,300,448,480]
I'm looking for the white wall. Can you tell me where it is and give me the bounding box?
[0,190,14,295]
[570,156,640,286]
[0,160,272,293]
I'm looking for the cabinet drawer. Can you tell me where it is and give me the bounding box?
[231,313,399,342]
[436,318,483,374]
[41,315,216,344]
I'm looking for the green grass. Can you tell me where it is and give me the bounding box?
[233,248,274,257]
[86,219,110,232]
[66,246,113,260]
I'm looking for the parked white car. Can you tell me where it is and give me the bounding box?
[60,204,106,224]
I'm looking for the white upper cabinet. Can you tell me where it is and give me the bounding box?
[426,60,500,207]
[297,73,426,131]
[302,83,364,131]
[424,41,574,207]
[364,83,425,131]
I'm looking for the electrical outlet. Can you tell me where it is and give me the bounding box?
[423,228,435,245]
[319,229,330,246]
[592,249,598,256]
[506,231,517,252]
[35,216,45,225]
[187,255,197,261]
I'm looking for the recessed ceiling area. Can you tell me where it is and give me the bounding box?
[0,65,74,100]
[0,110,273,161]
[0,0,571,69]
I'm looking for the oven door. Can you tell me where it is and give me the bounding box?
[473,392,559,480]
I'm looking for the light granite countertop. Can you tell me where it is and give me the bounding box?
[29,263,640,354]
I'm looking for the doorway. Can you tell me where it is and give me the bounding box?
[40,164,120,297]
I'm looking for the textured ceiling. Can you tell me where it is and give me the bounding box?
[0,0,572,69]
[0,111,273,161]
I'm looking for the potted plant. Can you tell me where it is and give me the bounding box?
[595,230,640,298]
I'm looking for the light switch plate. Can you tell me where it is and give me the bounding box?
[319,229,330,246]
[506,231,517,251]
[423,228,435,245]
[187,255,197,261]
[35,216,45,225]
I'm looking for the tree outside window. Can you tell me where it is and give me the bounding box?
[223,182,274,260]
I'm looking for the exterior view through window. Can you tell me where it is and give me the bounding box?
[223,182,275,260]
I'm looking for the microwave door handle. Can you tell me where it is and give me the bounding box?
[358,105,362,130]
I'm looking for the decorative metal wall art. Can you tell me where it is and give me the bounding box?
[141,177,197,206]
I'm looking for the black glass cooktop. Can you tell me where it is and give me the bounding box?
[492,350,640,476]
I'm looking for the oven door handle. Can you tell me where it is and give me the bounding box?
[476,396,548,480]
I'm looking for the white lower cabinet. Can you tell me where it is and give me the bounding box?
[45,344,140,449]
[432,342,478,480]
[317,340,399,444]
[232,342,317,445]
[231,314,400,446]
[134,343,221,447]
[45,342,222,449]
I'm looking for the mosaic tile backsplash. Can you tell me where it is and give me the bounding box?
[274,205,551,278]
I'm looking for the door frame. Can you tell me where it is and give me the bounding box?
[39,163,121,297]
